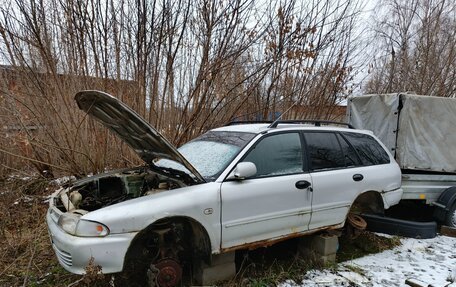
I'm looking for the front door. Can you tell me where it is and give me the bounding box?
[220,132,313,249]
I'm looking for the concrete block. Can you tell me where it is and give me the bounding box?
[211,251,235,266]
[298,250,337,265]
[196,261,236,286]
[193,252,236,285]
[298,234,338,256]
[318,253,336,265]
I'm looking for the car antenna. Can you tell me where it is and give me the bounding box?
[268,99,300,128]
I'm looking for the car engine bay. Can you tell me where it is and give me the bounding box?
[54,168,185,214]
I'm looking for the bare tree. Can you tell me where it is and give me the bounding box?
[0,0,361,176]
[365,0,456,97]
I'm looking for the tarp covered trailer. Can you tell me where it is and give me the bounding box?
[348,93,456,226]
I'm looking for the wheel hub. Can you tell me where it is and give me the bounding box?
[154,259,182,287]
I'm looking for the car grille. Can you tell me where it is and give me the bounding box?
[54,244,72,267]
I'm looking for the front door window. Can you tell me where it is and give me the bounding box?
[243,132,304,177]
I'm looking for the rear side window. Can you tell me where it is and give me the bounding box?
[342,132,390,165]
[243,132,304,177]
[337,134,361,167]
[304,132,345,170]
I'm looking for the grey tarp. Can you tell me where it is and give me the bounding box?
[348,93,456,173]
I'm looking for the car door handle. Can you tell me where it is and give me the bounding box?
[353,174,364,182]
[295,180,312,190]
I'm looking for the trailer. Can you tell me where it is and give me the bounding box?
[348,93,456,227]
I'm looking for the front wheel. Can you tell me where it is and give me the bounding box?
[119,220,191,287]
[445,203,456,227]
[147,258,183,287]
[145,221,191,287]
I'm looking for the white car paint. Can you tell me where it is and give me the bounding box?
[221,172,313,249]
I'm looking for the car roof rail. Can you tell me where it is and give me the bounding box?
[226,120,273,126]
[268,120,355,129]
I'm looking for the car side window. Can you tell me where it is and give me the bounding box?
[304,132,345,170]
[337,134,362,167]
[242,133,304,177]
[342,132,390,165]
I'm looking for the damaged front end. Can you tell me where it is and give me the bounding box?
[49,90,205,220]
[53,167,187,216]
[46,167,194,273]
[46,90,208,274]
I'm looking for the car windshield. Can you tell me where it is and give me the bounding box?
[156,131,256,181]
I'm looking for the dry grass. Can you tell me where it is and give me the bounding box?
[0,176,83,287]
[337,231,401,263]
[223,239,313,286]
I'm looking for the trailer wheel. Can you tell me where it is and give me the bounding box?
[446,203,456,227]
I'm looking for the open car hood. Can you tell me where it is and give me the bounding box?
[75,90,205,184]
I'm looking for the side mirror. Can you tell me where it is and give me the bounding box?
[227,162,257,180]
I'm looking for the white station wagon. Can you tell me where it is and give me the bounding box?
[46,91,402,286]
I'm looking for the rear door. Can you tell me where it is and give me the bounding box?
[340,131,396,193]
[306,131,395,230]
[304,131,364,229]
[220,132,313,249]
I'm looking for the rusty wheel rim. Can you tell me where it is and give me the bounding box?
[154,259,182,287]
[348,213,367,230]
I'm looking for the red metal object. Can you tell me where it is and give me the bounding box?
[154,259,182,287]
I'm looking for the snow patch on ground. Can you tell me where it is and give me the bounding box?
[280,235,456,287]
[50,175,76,185]
[6,174,35,181]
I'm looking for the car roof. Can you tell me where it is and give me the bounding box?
[212,123,373,135]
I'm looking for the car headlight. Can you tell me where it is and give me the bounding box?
[57,213,79,234]
[57,213,109,237]
[76,219,109,237]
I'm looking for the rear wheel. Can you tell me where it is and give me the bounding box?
[350,191,384,215]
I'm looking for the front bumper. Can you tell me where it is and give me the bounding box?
[382,188,403,209]
[46,207,137,274]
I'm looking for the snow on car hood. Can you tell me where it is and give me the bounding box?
[75,90,205,183]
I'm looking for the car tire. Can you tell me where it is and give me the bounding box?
[445,203,456,227]
[362,213,437,239]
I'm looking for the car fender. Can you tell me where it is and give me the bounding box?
[81,182,222,253]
